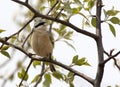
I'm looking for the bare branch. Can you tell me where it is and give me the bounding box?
[104,50,109,56]
[22,29,34,48]
[7,15,35,40]
[25,0,29,4]
[34,62,45,87]
[11,0,98,39]
[19,59,33,87]
[103,51,120,65]
[46,0,59,15]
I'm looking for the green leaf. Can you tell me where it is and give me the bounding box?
[63,41,76,51]
[18,72,23,79]
[84,0,89,2]
[72,56,90,66]
[106,10,119,16]
[18,68,28,81]
[39,6,46,12]
[43,74,51,87]
[33,60,41,68]
[108,23,116,37]
[106,7,119,16]
[52,71,64,80]
[0,29,5,33]
[103,9,107,18]
[63,31,73,40]
[110,17,120,24]
[31,74,40,83]
[67,72,74,82]
[78,57,90,66]
[9,74,14,81]
[64,2,72,14]
[1,45,9,50]
[74,0,82,5]
[91,17,96,27]
[72,55,78,64]
[69,83,74,87]
[10,36,17,43]
[75,57,86,66]
[49,0,56,7]
[85,0,95,10]
[0,50,11,58]
[72,7,81,14]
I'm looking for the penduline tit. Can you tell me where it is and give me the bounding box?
[30,17,55,72]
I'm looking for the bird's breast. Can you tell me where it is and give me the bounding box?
[31,30,53,57]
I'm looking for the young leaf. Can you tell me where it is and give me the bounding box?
[63,31,73,40]
[33,60,41,68]
[67,72,74,82]
[69,82,74,87]
[52,71,64,80]
[31,74,40,83]
[103,9,107,18]
[9,74,14,81]
[0,50,11,58]
[18,68,28,81]
[106,9,119,16]
[72,55,90,66]
[72,7,81,14]
[108,23,116,37]
[91,17,96,27]
[72,55,78,64]
[0,29,5,33]
[110,17,120,24]
[63,40,76,51]
[1,45,10,50]
[43,74,51,87]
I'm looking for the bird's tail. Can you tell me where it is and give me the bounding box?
[49,63,56,72]
[48,54,56,72]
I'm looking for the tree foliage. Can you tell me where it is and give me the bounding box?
[0,0,120,87]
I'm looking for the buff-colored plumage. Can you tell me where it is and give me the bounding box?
[30,18,55,72]
[31,25,53,57]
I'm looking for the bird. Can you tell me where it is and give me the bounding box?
[30,17,55,72]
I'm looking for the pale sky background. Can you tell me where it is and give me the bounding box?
[0,0,120,87]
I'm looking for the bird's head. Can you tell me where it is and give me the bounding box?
[34,17,46,28]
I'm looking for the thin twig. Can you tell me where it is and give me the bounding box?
[46,0,59,15]
[19,59,33,87]
[22,28,34,48]
[113,58,120,71]
[34,62,45,87]
[103,51,120,65]
[55,8,64,19]
[104,49,120,71]
[7,16,35,40]
[104,50,109,56]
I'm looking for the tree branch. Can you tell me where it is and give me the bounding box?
[7,15,35,40]
[0,38,94,85]
[34,62,45,87]
[94,0,104,86]
[103,51,120,65]
[22,28,34,48]
[113,58,120,71]
[19,59,33,87]
[11,0,98,40]
[46,0,59,15]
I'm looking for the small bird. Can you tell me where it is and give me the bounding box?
[30,17,55,72]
